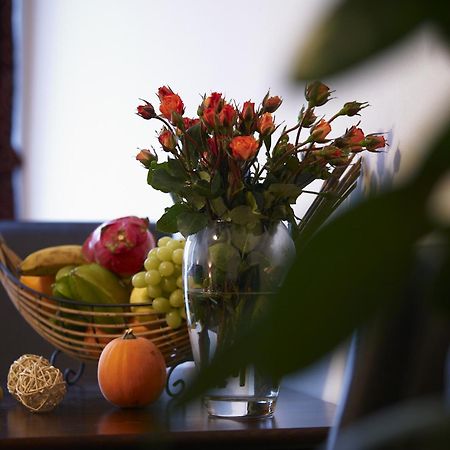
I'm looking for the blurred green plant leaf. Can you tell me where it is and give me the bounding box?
[292,0,448,80]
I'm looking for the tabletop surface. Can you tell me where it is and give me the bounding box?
[0,381,336,450]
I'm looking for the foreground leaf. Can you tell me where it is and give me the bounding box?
[292,0,435,80]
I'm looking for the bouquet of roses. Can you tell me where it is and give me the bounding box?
[135,81,386,243]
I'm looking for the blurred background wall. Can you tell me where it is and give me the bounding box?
[8,0,450,403]
[13,0,450,223]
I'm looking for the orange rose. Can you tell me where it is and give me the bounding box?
[230,135,259,160]
[158,129,176,151]
[159,94,184,121]
[310,119,331,142]
[257,112,275,135]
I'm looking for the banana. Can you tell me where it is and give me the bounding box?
[20,245,87,276]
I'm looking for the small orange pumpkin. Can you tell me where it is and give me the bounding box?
[97,328,167,408]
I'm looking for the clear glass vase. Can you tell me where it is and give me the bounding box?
[183,221,295,419]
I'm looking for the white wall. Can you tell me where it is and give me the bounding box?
[15,0,450,404]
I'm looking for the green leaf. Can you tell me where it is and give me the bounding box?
[268,183,302,203]
[184,123,206,165]
[229,205,260,226]
[292,0,430,80]
[208,242,241,272]
[151,167,185,193]
[177,211,208,237]
[211,172,222,197]
[210,197,228,218]
[167,158,186,179]
[156,203,189,234]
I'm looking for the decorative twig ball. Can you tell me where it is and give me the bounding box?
[7,354,66,413]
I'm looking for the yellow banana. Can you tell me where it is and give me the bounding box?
[20,245,87,276]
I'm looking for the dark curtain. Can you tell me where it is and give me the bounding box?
[0,0,20,219]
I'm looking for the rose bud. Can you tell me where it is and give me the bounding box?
[262,95,282,113]
[299,108,317,128]
[338,101,369,117]
[182,117,200,130]
[219,104,237,127]
[136,149,157,168]
[309,119,332,142]
[334,126,365,152]
[136,101,156,120]
[257,112,276,135]
[203,92,223,110]
[241,101,255,121]
[202,107,217,128]
[305,81,332,107]
[364,134,387,152]
[230,135,259,160]
[158,128,177,151]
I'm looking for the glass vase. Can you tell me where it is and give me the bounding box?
[183,221,295,419]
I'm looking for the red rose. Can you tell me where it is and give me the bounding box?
[202,107,217,128]
[218,104,237,127]
[182,117,200,130]
[207,137,219,156]
[204,92,223,110]
[136,102,156,119]
[230,135,259,160]
[344,126,365,152]
[241,101,255,121]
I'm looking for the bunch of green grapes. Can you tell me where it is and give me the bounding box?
[131,236,185,329]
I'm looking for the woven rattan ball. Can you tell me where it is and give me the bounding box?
[7,354,66,413]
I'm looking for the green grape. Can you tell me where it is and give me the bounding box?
[166,239,181,251]
[166,310,182,329]
[148,247,159,258]
[145,269,161,286]
[169,289,184,307]
[157,246,173,262]
[147,284,162,298]
[157,236,172,247]
[179,306,187,320]
[144,256,160,270]
[131,271,147,288]
[176,275,183,289]
[161,276,177,293]
[172,248,184,265]
[152,296,172,313]
[158,261,174,277]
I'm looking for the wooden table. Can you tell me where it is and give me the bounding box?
[0,382,335,450]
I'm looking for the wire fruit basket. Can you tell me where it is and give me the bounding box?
[0,238,192,367]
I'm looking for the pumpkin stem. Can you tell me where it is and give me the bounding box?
[123,328,137,340]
